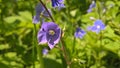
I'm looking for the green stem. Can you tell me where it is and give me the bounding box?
[28,1,35,68]
[72,37,76,54]
[29,1,44,68]
[32,29,35,68]
[60,39,71,68]
[33,24,44,68]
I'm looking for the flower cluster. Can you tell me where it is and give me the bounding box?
[32,0,106,54]
[74,20,105,39]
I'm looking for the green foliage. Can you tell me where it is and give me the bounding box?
[0,0,120,68]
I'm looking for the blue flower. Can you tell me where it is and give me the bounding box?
[87,1,96,13]
[33,3,51,24]
[74,27,86,39]
[51,0,65,8]
[37,22,61,49]
[87,20,105,34]
[42,48,48,55]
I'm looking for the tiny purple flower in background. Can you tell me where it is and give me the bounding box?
[87,1,96,13]
[74,27,86,39]
[42,48,48,55]
[37,22,61,49]
[87,20,105,34]
[51,0,65,9]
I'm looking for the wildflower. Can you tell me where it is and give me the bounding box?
[51,0,65,8]
[37,22,61,49]
[42,48,48,55]
[33,3,51,24]
[74,27,86,39]
[87,1,96,13]
[87,20,105,34]
[33,15,40,24]
[42,9,51,17]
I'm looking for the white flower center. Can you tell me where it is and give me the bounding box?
[97,25,100,29]
[78,32,81,35]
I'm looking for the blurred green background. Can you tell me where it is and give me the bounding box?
[0,0,120,68]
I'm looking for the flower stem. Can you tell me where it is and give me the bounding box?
[32,31,35,68]
[33,24,44,68]
[29,1,35,68]
[29,1,44,68]
[60,39,71,68]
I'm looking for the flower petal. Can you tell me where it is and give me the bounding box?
[51,0,65,9]
[32,15,40,24]
[43,9,52,17]
[48,42,55,49]
[74,27,86,39]
[47,28,61,48]
[35,3,45,15]
[37,29,47,44]
[42,22,58,31]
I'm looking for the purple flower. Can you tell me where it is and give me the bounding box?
[33,3,51,24]
[42,48,48,55]
[87,1,96,13]
[33,3,44,24]
[37,22,61,49]
[33,15,40,24]
[42,9,51,17]
[74,27,86,39]
[51,0,65,8]
[35,3,45,15]
[87,20,105,34]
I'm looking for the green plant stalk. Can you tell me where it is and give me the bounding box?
[28,1,35,68]
[32,29,35,68]
[33,24,44,68]
[60,39,71,68]
[96,1,103,67]
[29,0,44,67]
[72,37,76,54]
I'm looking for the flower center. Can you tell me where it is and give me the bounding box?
[78,32,81,35]
[97,25,100,29]
[49,30,55,35]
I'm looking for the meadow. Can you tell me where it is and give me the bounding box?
[0,0,120,68]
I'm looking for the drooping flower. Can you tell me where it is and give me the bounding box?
[74,27,86,39]
[33,3,44,24]
[33,3,51,24]
[51,0,65,9]
[87,1,96,13]
[87,20,105,34]
[37,22,61,49]
[42,9,51,17]
[42,48,48,55]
